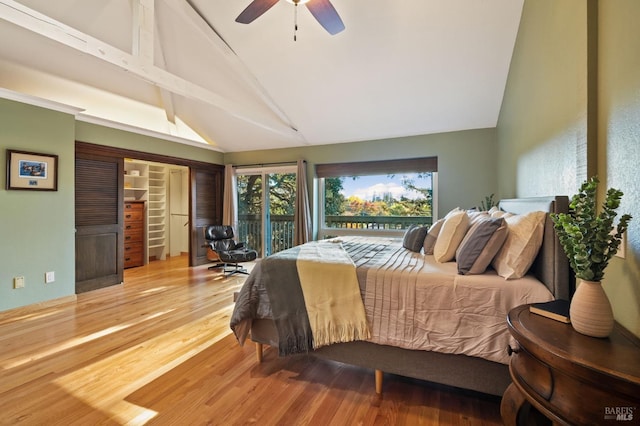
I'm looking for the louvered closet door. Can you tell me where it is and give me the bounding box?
[190,166,223,266]
[75,154,124,293]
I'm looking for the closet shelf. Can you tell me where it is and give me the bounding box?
[124,158,168,263]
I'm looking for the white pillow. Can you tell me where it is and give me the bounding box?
[423,208,462,255]
[468,210,490,226]
[433,211,470,263]
[445,207,462,218]
[491,211,546,279]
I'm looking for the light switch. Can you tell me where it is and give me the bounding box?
[13,276,25,289]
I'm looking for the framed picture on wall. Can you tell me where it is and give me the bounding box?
[6,149,58,191]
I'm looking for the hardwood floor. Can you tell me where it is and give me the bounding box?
[0,255,502,425]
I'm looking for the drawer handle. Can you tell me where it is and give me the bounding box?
[507,345,520,356]
[125,214,132,219]
[126,225,132,229]
[125,236,131,240]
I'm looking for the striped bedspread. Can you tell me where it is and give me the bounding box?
[230,236,553,364]
[344,237,553,364]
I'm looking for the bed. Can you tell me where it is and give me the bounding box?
[230,196,572,396]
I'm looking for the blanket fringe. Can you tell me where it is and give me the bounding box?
[312,323,371,349]
[280,334,315,357]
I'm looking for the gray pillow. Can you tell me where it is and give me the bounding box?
[402,225,428,253]
[456,217,508,275]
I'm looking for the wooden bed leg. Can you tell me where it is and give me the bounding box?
[255,342,263,363]
[375,369,383,395]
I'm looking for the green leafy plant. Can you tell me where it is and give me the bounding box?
[478,194,496,211]
[551,176,632,282]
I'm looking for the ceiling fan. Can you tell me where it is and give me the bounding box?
[236,0,345,37]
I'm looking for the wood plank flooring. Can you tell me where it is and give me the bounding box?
[0,255,503,425]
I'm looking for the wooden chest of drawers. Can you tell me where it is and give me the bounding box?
[124,201,145,268]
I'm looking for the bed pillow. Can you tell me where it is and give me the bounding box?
[433,211,470,263]
[491,210,514,219]
[456,217,508,275]
[491,211,546,279]
[402,224,428,253]
[422,208,460,255]
[423,219,445,255]
[468,210,490,226]
[445,207,462,217]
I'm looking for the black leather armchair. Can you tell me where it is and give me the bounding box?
[204,225,257,276]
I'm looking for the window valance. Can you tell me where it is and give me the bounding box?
[315,157,438,178]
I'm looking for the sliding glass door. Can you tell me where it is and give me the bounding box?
[236,166,296,257]
[236,173,263,255]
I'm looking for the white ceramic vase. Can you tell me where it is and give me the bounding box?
[569,279,614,338]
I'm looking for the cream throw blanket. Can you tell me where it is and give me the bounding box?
[296,242,371,348]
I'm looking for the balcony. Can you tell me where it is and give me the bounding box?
[237,214,432,256]
[236,214,294,256]
[324,215,432,230]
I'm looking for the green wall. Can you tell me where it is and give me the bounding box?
[224,128,499,220]
[0,97,224,313]
[498,0,640,336]
[597,0,640,337]
[497,0,589,198]
[0,99,76,311]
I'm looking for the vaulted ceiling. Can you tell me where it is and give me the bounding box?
[0,0,524,152]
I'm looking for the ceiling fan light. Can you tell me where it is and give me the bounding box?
[285,0,311,4]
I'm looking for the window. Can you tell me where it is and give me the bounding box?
[316,157,438,239]
[236,166,297,256]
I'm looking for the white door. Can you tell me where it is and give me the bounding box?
[169,168,189,257]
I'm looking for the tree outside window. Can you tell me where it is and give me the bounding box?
[323,172,433,233]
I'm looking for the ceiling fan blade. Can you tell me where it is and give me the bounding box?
[236,0,280,24]
[306,0,345,35]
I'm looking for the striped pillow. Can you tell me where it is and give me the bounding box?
[456,217,508,275]
[423,219,445,255]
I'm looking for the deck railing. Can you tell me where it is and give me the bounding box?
[324,215,432,230]
[237,214,294,256]
[237,214,432,256]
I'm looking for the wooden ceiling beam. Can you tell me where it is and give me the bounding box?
[0,0,297,138]
[169,0,300,135]
[154,24,177,125]
[131,0,154,63]
[132,0,178,124]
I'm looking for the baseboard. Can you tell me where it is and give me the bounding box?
[166,253,189,258]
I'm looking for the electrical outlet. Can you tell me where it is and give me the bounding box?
[45,271,55,283]
[13,276,25,289]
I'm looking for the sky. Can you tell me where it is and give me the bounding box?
[340,173,431,201]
